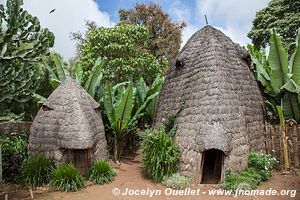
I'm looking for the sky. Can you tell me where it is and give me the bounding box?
[0,0,270,59]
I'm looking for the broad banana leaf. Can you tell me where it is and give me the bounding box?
[103,82,116,126]
[117,83,134,129]
[268,29,289,94]
[136,77,147,102]
[45,63,60,89]
[289,29,300,87]
[247,44,273,94]
[52,53,69,81]
[282,93,300,122]
[112,81,129,92]
[147,76,163,97]
[129,91,159,126]
[114,85,126,107]
[74,63,83,85]
[282,79,300,93]
[84,58,104,97]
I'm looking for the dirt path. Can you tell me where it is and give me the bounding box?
[2,155,300,200]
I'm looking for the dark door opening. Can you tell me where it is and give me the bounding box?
[201,149,224,184]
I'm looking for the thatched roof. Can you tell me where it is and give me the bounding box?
[29,78,106,150]
[155,26,265,173]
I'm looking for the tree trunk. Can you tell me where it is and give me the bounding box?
[280,123,290,170]
[277,105,289,171]
[113,140,122,162]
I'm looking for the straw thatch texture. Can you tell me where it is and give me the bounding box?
[29,78,107,163]
[155,26,265,182]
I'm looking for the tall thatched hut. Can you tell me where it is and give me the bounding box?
[155,26,266,183]
[29,78,107,172]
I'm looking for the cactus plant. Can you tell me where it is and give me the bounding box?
[0,0,54,103]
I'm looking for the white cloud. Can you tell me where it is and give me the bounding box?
[181,24,198,48]
[196,0,269,46]
[168,0,191,22]
[18,0,114,59]
[167,0,198,48]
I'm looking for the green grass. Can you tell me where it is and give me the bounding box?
[140,129,181,182]
[89,160,116,184]
[21,154,54,188]
[50,164,84,192]
[221,151,277,191]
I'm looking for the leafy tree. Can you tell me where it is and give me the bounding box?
[248,0,300,50]
[0,0,54,113]
[70,20,96,60]
[119,3,186,72]
[79,24,162,84]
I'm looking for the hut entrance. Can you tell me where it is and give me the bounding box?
[64,149,92,174]
[201,149,224,184]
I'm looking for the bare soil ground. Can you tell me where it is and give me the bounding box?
[1,154,299,200]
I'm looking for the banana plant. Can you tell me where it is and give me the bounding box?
[33,57,105,103]
[103,81,159,161]
[248,29,300,123]
[269,29,300,122]
[45,53,70,89]
[83,58,104,98]
[136,76,164,126]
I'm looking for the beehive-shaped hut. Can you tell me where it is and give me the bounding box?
[155,26,266,183]
[29,78,107,172]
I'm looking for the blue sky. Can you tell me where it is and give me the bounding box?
[97,0,199,24]
[0,0,270,59]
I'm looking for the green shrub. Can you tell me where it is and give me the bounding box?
[162,173,190,189]
[1,134,27,183]
[89,160,116,184]
[50,164,84,192]
[222,168,261,191]
[248,151,277,180]
[140,129,181,182]
[21,154,54,188]
[222,151,277,191]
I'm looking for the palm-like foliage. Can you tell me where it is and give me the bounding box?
[248,29,300,123]
[136,76,164,126]
[33,57,105,102]
[103,81,159,161]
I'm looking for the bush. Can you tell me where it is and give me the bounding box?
[162,173,190,189]
[140,129,181,182]
[21,154,55,188]
[50,164,84,192]
[1,134,27,183]
[221,168,261,191]
[248,151,277,180]
[89,160,116,184]
[222,151,277,191]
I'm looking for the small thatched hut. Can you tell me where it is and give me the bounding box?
[29,78,107,172]
[155,26,266,183]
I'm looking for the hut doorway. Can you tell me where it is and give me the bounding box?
[64,149,92,174]
[201,149,224,184]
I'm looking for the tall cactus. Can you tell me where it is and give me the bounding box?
[0,0,54,103]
